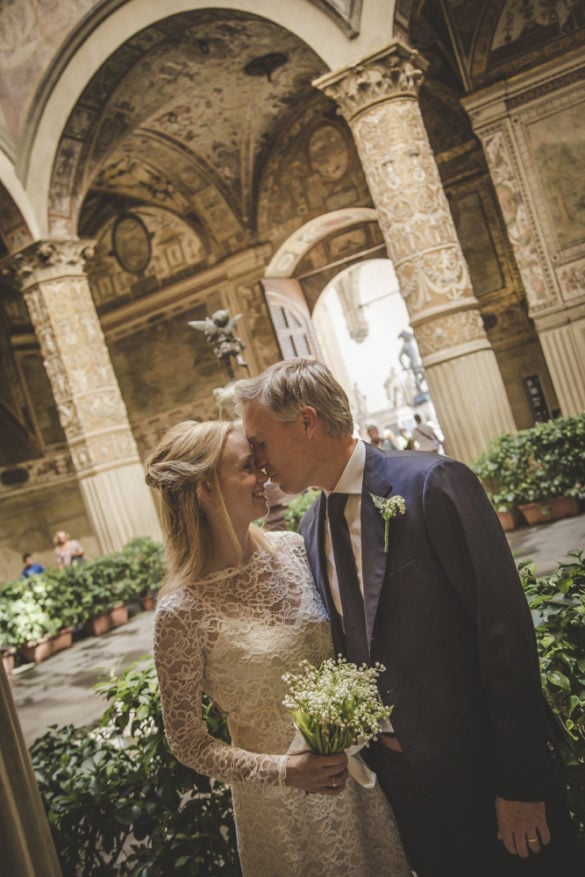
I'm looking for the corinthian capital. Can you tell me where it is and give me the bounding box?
[314,40,428,122]
[3,240,95,291]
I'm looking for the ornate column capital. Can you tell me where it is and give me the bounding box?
[314,40,428,122]
[3,240,95,292]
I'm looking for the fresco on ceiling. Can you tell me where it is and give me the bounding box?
[86,207,208,311]
[526,103,585,250]
[108,306,225,423]
[0,0,97,144]
[50,9,325,235]
[257,103,373,247]
[493,0,585,50]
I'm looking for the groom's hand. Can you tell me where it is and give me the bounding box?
[285,752,348,795]
[495,796,550,858]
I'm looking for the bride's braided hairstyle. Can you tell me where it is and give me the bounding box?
[145,420,235,591]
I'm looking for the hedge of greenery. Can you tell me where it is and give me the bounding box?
[0,537,165,649]
[282,489,320,532]
[26,549,585,874]
[472,413,585,512]
[519,550,585,838]
[30,660,240,877]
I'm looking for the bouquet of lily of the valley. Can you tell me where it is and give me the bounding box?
[282,656,392,756]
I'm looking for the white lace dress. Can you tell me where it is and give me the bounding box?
[154,530,410,876]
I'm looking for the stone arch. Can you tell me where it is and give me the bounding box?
[265,207,381,278]
[24,0,397,237]
[0,154,37,256]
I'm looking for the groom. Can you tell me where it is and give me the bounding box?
[235,358,581,876]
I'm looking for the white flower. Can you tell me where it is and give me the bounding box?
[282,656,392,755]
[370,493,406,552]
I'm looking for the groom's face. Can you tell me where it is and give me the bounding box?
[242,400,313,495]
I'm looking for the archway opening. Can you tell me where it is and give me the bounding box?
[312,258,444,449]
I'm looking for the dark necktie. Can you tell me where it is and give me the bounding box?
[327,493,369,666]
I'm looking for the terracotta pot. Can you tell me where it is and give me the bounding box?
[519,496,580,526]
[496,509,520,531]
[109,604,129,628]
[1,648,15,675]
[49,627,73,655]
[86,605,129,636]
[21,636,52,664]
[140,595,157,611]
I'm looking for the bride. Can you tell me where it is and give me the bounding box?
[147,420,410,876]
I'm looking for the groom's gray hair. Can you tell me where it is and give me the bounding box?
[234,357,354,438]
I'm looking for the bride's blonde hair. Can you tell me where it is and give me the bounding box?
[145,420,268,594]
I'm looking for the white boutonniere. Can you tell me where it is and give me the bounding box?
[370,493,406,553]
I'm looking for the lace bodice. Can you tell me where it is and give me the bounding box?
[154,530,332,787]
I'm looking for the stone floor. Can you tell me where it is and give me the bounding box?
[8,512,585,748]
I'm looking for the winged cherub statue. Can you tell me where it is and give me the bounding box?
[188,309,249,380]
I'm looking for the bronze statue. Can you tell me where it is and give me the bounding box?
[398,327,428,403]
[189,309,249,380]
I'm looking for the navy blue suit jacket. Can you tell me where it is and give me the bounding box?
[299,442,550,808]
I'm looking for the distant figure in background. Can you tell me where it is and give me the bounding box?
[413,413,444,454]
[53,530,85,570]
[399,428,415,450]
[20,552,46,579]
[382,428,399,450]
[367,424,398,451]
[366,423,383,448]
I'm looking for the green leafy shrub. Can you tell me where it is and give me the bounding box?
[472,413,585,510]
[520,550,585,837]
[0,538,166,649]
[283,489,320,532]
[29,659,240,877]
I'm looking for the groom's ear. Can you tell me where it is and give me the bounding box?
[299,405,318,437]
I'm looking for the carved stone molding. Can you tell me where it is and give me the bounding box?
[414,308,488,359]
[6,240,96,291]
[314,40,427,122]
[0,447,75,498]
[480,127,556,313]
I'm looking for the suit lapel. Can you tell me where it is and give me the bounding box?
[362,444,394,646]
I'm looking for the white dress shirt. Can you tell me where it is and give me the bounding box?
[324,439,394,732]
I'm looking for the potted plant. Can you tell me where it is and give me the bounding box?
[471,433,523,530]
[473,414,585,528]
[514,416,584,525]
[120,537,166,610]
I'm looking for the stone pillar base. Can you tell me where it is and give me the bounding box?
[425,348,516,464]
[79,462,162,554]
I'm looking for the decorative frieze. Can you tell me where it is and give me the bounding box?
[414,309,488,360]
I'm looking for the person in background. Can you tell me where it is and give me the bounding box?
[20,553,46,579]
[382,427,399,450]
[399,427,415,450]
[366,423,383,448]
[412,413,443,454]
[53,530,85,570]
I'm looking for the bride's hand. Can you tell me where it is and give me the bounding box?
[285,752,348,795]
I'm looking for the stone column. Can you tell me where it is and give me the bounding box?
[315,41,516,463]
[7,240,162,553]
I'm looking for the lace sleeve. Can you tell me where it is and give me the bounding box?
[154,594,288,788]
